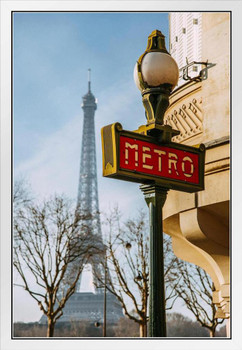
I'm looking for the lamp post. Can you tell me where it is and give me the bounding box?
[103,253,107,337]
[133,30,179,337]
[101,29,205,337]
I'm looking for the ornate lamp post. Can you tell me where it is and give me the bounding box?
[133,30,179,337]
[101,29,205,337]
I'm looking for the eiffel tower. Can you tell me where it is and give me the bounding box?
[43,70,123,325]
[75,68,105,293]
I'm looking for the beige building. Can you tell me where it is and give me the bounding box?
[164,12,230,334]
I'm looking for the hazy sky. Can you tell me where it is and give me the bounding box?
[13,11,173,323]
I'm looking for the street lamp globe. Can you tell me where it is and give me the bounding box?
[134,30,179,91]
[133,30,179,137]
[134,51,179,91]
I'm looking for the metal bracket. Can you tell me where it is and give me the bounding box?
[181,60,216,82]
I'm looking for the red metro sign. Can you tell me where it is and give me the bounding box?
[119,135,199,185]
[101,123,205,193]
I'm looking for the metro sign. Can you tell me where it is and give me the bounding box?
[120,135,199,184]
[101,123,205,193]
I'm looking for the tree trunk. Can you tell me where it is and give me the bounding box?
[209,327,215,337]
[47,318,55,337]
[139,322,147,337]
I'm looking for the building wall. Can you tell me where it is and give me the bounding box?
[168,12,230,144]
[164,12,230,329]
[201,13,230,143]
[169,12,202,85]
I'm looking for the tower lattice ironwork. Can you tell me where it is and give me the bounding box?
[77,69,100,231]
[76,69,105,293]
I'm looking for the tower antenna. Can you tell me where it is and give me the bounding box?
[88,68,91,92]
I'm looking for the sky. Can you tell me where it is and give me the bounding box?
[13,11,197,324]
[13,11,170,210]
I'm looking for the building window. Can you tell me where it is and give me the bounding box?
[193,66,198,72]
[193,18,198,25]
[182,28,186,34]
[175,36,178,42]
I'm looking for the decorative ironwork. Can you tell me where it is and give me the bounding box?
[181,60,216,82]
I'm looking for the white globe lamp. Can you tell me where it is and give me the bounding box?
[134,30,179,137]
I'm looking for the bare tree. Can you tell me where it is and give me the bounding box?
[13,178,33,209]
[13,192,100,337]
[95,208,177,337]
[168,259,224,337]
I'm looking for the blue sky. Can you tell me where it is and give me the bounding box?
[14,11,170,210]
[14,12,169,165]
[13,11,183,323]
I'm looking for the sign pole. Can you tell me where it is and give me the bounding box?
[140,184,167,337]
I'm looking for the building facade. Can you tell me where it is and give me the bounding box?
[164,12,230,334]
[170,12,202,86]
